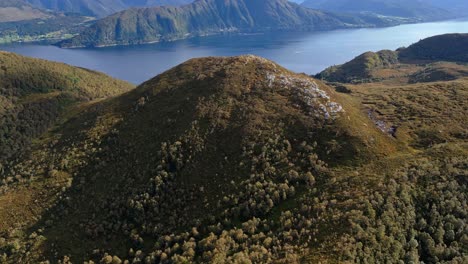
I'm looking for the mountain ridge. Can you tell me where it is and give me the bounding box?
[57,0,396,48]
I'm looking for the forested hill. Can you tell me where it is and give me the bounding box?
[57,0,391,48]
[0,51,134,160]
[399,33,468,62]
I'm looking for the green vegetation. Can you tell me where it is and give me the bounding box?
[0,34,466,263]
[399,33,468,63]
[0,51,134,160]
[318,34,468,83]
[317,50,399,83]
[57,0,397,48]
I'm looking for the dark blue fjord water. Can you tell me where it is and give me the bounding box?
[1,19,468,84]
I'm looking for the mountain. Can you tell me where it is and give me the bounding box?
[426,0,468,16]
[57,0,396,48]
[0,0,49,22]
[25,0,127,17]
[123,0,193,7]
[25,0,193,18]
[0,0,94,44]
[0,43,467,263]
[301,0,453,21]
[318,33,468,83]
[0,51,134,160]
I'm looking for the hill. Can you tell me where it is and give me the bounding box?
[317,50,399,83]
[56,0,392,48]
[317,34,468,147]
[399,33,468,63]
[318,33,468,83]
[0,51,134,160]
[25,0,193,18]
[301,0,453,21]
[0,53,466,263]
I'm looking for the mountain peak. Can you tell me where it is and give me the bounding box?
[139,55,345,121]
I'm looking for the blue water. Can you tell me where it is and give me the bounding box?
[1,19,467,84]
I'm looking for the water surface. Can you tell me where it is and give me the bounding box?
[1,19,467,84]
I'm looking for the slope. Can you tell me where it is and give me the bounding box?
[57,0,366,48]
[317,34,468,148]
[0,51,134,161]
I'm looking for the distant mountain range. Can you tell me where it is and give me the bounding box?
[57,0,414,48]
[301,0,453,21]
[25,0,193,17]
[0,0,464,47]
